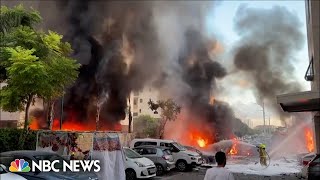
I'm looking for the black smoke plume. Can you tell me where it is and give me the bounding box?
[233,6,304,124]
[54,1,163,128]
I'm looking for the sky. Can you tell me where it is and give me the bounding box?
[204,0,310,127]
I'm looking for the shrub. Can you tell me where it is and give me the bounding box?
[0,128,36,152]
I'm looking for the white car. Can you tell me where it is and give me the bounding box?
[0,164,27,180]
[123,147,156,180]
[130,138,202,171]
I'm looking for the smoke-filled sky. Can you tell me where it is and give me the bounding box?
[205,0,309,127]
[2,0,310,128]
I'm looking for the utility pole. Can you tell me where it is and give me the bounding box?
[60,91,64,130]
[269,116,271,134]
[128,97,132,133]
[96,98,100,131]
[262,100,266,134]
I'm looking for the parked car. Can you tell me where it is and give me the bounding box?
[130,138,202,171]
[0,164,26,180]
[184,146,216,165]
[133,145,175,175]
[123,147,156,180]
[308,154,320,180]
[0,150,98,180]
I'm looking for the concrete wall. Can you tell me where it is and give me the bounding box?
[306,0,320,92]
[0,83,20,127]
[306,0,320,153]
[314,114,320,153]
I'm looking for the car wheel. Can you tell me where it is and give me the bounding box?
[156,164,164,176]
[176,160,187,172]
[125,169,136,180]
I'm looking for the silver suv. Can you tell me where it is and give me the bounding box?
[133,146,175,176]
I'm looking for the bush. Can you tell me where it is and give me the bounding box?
[0,128,37,152]
[133,115,159,138]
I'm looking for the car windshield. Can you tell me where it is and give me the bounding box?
[172,142,186,151]
[124,148,142,159]
[33,155,66,169]
[0,165,6,174]
[163,149,172,155]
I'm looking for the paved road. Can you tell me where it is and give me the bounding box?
[153,168,305,180]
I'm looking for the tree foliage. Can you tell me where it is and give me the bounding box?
[0,5,80,131]
[0,5,41,34]
[133,115,159,138]
[148,99,181,138]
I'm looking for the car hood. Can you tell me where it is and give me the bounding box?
[184,150,200,156]
[133,157,154,166]
[1,172,27,180]
[29,171,98,180]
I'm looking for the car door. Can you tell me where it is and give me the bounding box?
[142,148,158,163]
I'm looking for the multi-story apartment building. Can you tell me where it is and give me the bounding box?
[277,0,320,153]
[121,86,161,132]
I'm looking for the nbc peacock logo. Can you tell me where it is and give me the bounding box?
[9,159,31,172]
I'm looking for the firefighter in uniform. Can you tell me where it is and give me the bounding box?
[257,144,267,166]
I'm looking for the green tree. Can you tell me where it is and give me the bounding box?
[133,115,159,138]
[0,5,80,132]
[0,5,41,82]
[148,99,181,138]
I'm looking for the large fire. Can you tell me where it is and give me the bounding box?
[29,116,122,132]
[304,127,315,152]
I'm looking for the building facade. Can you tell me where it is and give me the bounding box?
[0,83,21,128]
[277,0,320,153]
[121,86,161,132]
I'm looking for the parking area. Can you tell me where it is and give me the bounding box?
[153,167,304,180]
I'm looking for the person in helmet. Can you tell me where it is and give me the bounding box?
[257,144,267,166]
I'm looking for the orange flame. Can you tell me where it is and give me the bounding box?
[228,139,238,155]
[29,117,122,132]
[305,128,315,152]
[188,130,211,148]
[197,138,207,148]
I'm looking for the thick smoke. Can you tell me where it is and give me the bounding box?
[5,1,304,137]
[233,6,304,124]
[47,0,238,136]
[53,1,164,128]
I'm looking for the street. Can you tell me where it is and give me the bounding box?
[153,168,305,180]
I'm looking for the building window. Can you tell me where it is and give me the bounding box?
[133,97,138,105]
[133,112,138,116]
[140,99,143,103]
[133,91,139,96]
[139,109,141,113]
